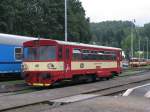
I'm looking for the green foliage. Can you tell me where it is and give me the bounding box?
[1,0,150,58]
[144,23,150,37]
[90,21,133,47]
[0,0,91,43]
[90,21,150,58]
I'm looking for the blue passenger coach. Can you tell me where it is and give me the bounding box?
[0,33,36,76]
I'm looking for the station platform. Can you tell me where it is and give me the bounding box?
[123,83,150,98]
[44,96,150,112]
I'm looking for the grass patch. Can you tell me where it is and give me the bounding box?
[0,80,25,85]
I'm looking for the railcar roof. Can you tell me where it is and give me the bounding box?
[24,38,121,51]
[56,40,121,51]
[0,33,37,46]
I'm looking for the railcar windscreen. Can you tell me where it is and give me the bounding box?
[24,46,56,61]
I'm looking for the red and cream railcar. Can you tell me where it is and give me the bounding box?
[22,39,122,86]
[129,58,147,67]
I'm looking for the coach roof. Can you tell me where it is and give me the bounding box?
[0,33,37,46]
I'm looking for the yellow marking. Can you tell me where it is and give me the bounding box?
[32,83,51,87]
[71,61,117,70]
[44,84,51,86]
[32,83,43,86]
[23,62,64,71]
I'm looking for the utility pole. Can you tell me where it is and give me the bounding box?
[142,42,145,59]
[65,0,68,42]
[131,20,135,59]
[146,37,149,60]
[138,35,141,63]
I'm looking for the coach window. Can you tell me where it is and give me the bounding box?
[73,49,81,60]
[15,47,22,61]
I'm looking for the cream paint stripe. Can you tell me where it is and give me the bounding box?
[23,61,118,71]
[71,61,117,70]
[23,62,64,71]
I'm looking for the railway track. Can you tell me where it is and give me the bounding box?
[2,80,150,112]
[0,71,150,111]
[0,68,149,96]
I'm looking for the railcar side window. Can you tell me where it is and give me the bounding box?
[81,50,117,61]
[82,50,91,60]
[104,51,115,55]
[82,53,89,60]
[73,49,81,60]
[58,47,63,59]
[15,47,22,60]
[82,50,89,53]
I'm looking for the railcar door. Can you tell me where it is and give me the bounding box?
[64,45,72,78]
[117,51,122,72]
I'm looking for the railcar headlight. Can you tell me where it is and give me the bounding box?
[47,63,55,69]
[22,64,28,71]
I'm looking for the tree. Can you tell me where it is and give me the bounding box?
[0,0,91,43]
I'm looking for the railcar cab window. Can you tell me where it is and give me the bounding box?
[24,46,56,61]
[72,49,81,60]
[15,47,23,61]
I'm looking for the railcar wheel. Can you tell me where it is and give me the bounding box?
[86,75,97,83]
[72,76,80,83]
[101,77,110,81]
[106,77,110,80]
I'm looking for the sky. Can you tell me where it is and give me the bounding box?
[80,0,150,26]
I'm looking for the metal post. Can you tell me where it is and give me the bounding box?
[131,20,134,58]
[143,44,145,59]
[65,0,68,42]
[138,35,141,66]
[146,37,149,60]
